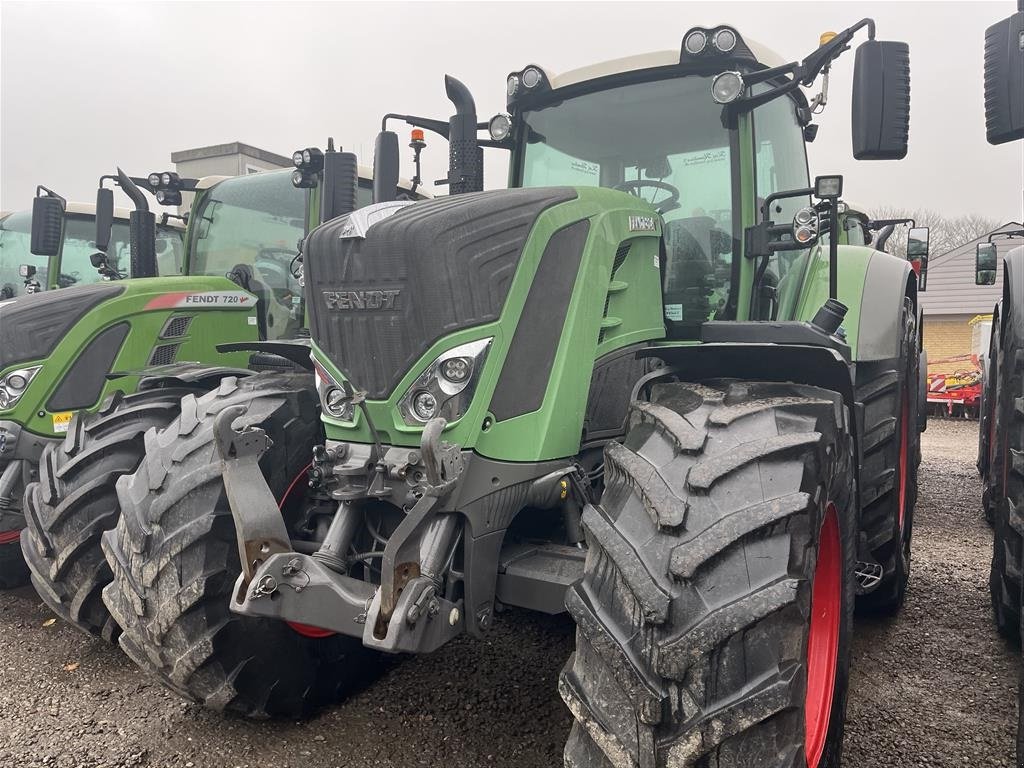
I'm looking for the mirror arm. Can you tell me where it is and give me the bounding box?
[383,113,450,140]
[35,185,67,206]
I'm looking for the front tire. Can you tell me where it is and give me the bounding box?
[560,380,856,767]
[20,388,197,641]
[102,373,372,718]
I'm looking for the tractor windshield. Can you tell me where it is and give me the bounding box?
[0,211,43,299]
[189,170,306,340]
[516,75,737,327]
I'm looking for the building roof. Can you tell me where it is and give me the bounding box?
[918,222,1024,316]
[170,142,293,167]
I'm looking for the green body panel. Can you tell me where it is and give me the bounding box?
[316,188,665,461]
[0,275,255,439]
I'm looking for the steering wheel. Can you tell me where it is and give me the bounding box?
[613,179,681,215]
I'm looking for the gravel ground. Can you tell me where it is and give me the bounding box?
[0,418,1016,767]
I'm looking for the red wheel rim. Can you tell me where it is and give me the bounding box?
[278,463,337,640]
[0,530,20,545]
[286,620,336,639]
[898,389,909,530]
[805,503,841,768]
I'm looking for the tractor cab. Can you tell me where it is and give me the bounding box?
[0,199,183,300]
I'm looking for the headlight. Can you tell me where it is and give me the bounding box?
[506,75,519,98]
[292,150,305,168]
[313,359,354,422]
[792,206,820,244]
[147,173,161,188]
[399,338,492,426]
[711,71,744,104]
[0,366,41,411]
[160,172,173,187]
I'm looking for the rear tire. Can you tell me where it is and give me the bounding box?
[980,315,1001,525]
[102,373,372,718]
[855,297,920,613]
[20,388,196,641]
[560,380,856,767]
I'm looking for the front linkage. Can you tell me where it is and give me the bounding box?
[224,409,587,651]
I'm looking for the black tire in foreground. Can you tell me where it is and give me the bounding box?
[854,297,920,613]
[20,388,200,641]
[980,312,1001,525]
[560,380,856,768]
[102,373,371,718]
[991,313,1023,644]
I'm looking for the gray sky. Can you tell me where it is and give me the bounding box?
[2,0,1022,222]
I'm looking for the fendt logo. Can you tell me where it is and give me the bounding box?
[323,289,401,311]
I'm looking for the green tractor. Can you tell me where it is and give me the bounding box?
[0,192,184,300]
[972,0,1024,760]
[98,20,922,764]
[5,158,420,598]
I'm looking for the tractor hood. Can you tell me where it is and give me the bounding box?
[0,283,124,371]
[303,187,577,400]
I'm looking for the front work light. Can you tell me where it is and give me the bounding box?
[815,175,843,198]
[713,28,737,52]
[292,150,305,168]
[507,75,520,98]
[147,173,162,188]
[684,29,707,55]
[522,66,543,89]
[711,71,745,104]
[488,113,512,141]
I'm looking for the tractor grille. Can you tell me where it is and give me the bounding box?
[148,343,180,366]
[160,315,193,339]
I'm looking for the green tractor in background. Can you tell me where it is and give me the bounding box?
[97,19,922,765]
[0,192,184,300]
[4,158,419,601]
[972,1,1024,761]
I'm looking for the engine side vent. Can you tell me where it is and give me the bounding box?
[598,243,632,344]
[160,315,193,339]
[148,343,180,367]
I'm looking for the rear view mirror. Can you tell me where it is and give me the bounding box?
[321,150,359,224]
[372,131,400,204]
[30,195,65,256]
[984,11,1024,144]
[851,40,911,160]
[977,242,998,285]
[95,187,114,252]
[908,226,930,289]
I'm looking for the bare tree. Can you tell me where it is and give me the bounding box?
[868,206,1003,259]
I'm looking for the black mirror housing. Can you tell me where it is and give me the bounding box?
[984,11,1024,145]
[372,131,401,204]
[851,40,910,160]
[976,242,999,285]
[322,150,360,224]
[30,195,65,257]
[95,187,114,252]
